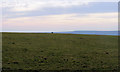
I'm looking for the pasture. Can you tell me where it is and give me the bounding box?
[2,33,118,71]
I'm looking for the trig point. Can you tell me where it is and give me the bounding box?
[51,32,53,34]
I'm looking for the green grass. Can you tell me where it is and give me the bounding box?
[2,33,118,71]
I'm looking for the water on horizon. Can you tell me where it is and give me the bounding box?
[55,31,119,36]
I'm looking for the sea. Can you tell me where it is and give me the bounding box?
[55,31,119,36]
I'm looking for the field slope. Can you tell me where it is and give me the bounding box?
[2,33,118,71]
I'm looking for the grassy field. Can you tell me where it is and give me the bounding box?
[2,33,118,71]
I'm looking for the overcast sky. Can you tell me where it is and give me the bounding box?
[1,0,118,32]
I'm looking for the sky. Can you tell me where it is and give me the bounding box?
[1,0,119,32]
